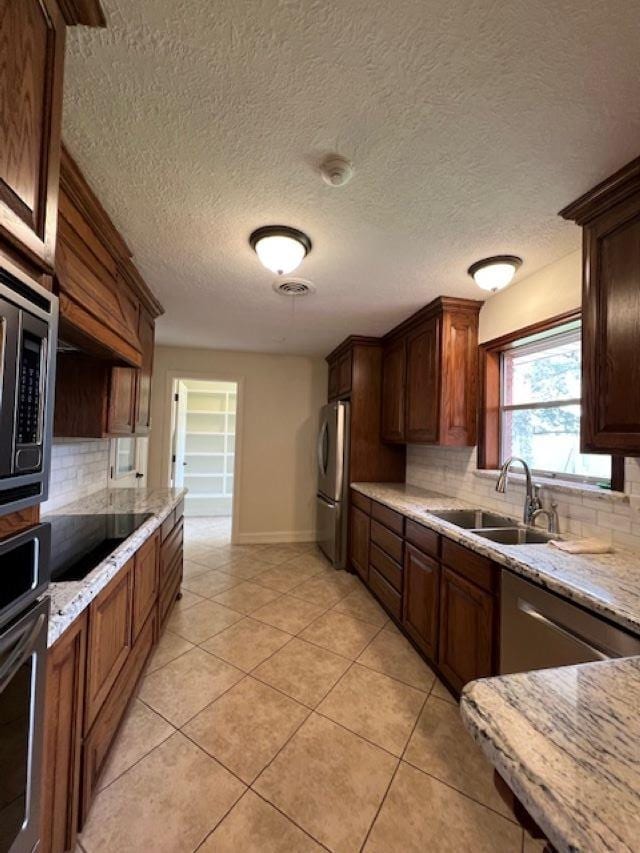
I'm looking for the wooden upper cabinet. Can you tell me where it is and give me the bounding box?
[405,317,439,443]
[337,350,352,396]
[560,157,640,455]
[134,307,155,433]
[328,360,339,400]
[382,298,481,447]
[0,0,66,269]
[381,338,406,442]
[107,367,137,435]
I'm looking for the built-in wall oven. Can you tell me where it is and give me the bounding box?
[0,524,50,853]
[0,265,58,515]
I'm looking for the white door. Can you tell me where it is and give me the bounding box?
[171,380,188,488]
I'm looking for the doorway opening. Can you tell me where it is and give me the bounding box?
[170,378,238,541]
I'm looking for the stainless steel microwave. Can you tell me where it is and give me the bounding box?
[0,265,58,514]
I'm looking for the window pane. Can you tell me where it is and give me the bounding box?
[503,332,581,405]
[115,438,136,477]
[502,405,611,481]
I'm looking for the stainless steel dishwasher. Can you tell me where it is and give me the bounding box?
[500,570,640,674]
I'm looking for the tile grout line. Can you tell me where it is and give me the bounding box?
[356,687,430,852]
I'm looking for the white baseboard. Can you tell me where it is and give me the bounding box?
[233,529,317,545]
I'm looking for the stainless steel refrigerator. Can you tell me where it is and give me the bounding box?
[316,400,350,568]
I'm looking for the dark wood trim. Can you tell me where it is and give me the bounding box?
[325,335,380,363]
[383,296,484,345]
[478,309,624,489]
[480,309,582,353]
[559,155,640,225]
[611,457,625,492]
[58,0,106,27]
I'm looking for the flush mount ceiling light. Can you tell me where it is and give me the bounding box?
[249,226,312,276]
[467,255,523,292]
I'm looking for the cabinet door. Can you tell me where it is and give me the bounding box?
[132,533,159,639]
[438,566,495,693]
[405,318,440,443]
[582,197,640,454]
[107,367,136,435]
[440,309,478,446]
[134,307,155,433]
[381,339,406,442]
[349,504,370,582]
[403,544,440,661]
[85,561,133,731]
[337,351,352,395]
[40,612,87,853]
[0,0,65,268]
[328,360,339,400]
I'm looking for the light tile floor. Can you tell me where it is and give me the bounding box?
[78,516,541,853]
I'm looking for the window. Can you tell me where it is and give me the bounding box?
[479,312,622,489]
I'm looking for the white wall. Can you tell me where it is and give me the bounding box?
[148,346,327,543]
[478,250,581,343]
[407,249,640,552]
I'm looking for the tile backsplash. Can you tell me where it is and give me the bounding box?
[406,445,640,553]
[42,439,110,514]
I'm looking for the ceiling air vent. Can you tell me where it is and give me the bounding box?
[272,278,316,297]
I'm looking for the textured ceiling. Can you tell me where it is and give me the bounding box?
[63,0,640,355]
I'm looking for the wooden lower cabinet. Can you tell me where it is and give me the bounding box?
[349,505,370,582]
[41,505,184,851]
[403,544,440,661]
[437,566,496,692]
[348,491,499,696]
[85,562,134,731]
[81,607,156,820]
[132,532,159,639]
[41,612,87,853]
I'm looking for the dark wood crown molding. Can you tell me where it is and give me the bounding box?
[59,0,107,27]
[559,155,640,225]
[325,335,381,363]
[383,296,483,344]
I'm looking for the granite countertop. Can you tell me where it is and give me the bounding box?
[351,482,640,636]
[44,487,186,647]
[460,658,640,853]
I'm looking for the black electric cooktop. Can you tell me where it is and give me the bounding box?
[45,512,153,582]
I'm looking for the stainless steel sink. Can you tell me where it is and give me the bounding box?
[429,509,517,529]
[472,527,556,545]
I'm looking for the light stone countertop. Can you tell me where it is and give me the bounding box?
[351,482,640,636]
[43,487,187,647]
[460,658,640,853]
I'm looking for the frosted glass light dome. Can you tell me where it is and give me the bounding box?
[250,226,312,276]
[468,255,523,292]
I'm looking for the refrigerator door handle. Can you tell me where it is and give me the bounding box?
[317,419,329,478]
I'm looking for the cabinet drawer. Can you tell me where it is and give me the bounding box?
[405,519,439,559]
[160,518,183,582]
[370,519,403,563]
[160,510,175,543]
[159,560,181,630]
[371,501,404,535]
[441,537,498,594]
[132,533,159,640]
[85,561,134,732]
[370,542,402,593]
[369,566,402,620]
[81,607,156,822]
[175,499,185,523]
[351,490,371,514]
